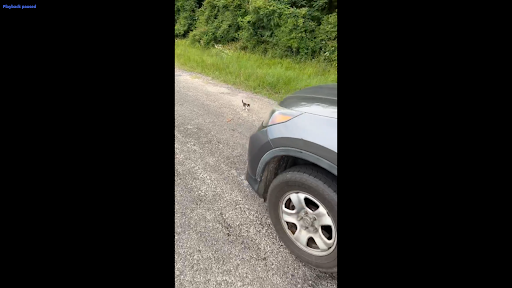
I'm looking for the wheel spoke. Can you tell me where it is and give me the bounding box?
[289,193,306,211]
[282,208,299,224]
[312,206,334,227]
[316,215,334,227]
[293,228,309,247]
[313,233,333,251]
[312,205,328,218]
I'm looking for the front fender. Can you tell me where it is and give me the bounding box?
[256,147,338,181]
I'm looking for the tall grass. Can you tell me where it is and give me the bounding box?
[175,39,337,102]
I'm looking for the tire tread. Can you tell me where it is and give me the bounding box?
[282,165,337,194]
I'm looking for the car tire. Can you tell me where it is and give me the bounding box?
[267,165,337,273]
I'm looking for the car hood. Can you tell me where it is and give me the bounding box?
[279,84,337,119]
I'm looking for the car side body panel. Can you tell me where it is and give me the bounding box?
[245,84,337,199]
[267,113,337,165]
[246,113,337,196]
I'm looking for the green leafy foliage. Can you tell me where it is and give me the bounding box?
[316,11,337,65]
[175,0,199,38]
[189,0,249,46]
[272,7,320,60]
[237,0,287,54]
[175,0,337,65]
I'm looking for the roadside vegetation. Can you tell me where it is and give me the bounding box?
[175,0,337,102]
[175,40,337,102]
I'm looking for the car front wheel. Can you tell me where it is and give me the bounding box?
[267,165,337,272]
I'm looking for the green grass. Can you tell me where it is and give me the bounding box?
[175,39,337,102]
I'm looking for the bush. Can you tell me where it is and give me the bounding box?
[273,7,320,60]
[189,0,249,47]
[316,11,337,65]
[239,1,322,61]
[175,0,199,38]
[237,0,288,55]
[184,0,337,66]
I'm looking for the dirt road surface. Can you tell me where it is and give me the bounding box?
[175,68,337,287]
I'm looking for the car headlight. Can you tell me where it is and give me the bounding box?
[262,106,303,128]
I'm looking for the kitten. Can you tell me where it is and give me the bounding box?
[242,100,250,111]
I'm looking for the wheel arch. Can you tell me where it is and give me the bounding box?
[255,148,337,201]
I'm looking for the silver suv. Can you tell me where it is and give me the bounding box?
[245,84,337,272]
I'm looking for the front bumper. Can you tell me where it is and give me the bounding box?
[245,169,262,197]
[245,123,273,198]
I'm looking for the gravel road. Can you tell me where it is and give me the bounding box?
[174,68,337,287]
